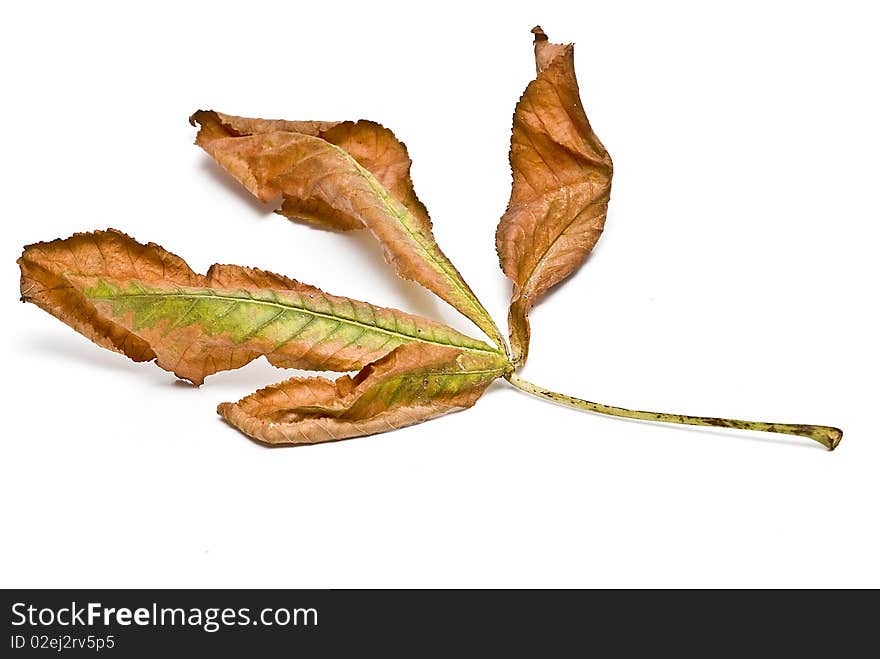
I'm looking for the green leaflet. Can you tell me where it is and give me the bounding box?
[82,278,500,375]
[19,229,503,386]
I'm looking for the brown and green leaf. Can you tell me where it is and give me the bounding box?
[495,26,614,364]
[15,27,841,449]
[18,229,499,385]
[191,110,505,350]
[218,343,507,445]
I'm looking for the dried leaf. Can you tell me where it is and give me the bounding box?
[496,26,614,364]
[15,27,841,451]
[218,343,507,445]
[19,229,499,385]
[191,110,506,350]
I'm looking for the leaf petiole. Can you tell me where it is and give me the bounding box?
[504,372,843,450]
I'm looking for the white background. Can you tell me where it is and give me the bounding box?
[2,1,877,588]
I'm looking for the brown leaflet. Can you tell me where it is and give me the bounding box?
[190,110,429,231]
[218,343,508,445]
[495,26,614,364]
[18,229,498,385]
[191,110,506,349]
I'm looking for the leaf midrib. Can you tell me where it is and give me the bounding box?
[89,289,501,356]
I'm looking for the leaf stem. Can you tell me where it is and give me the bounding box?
[504,372,842,450]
